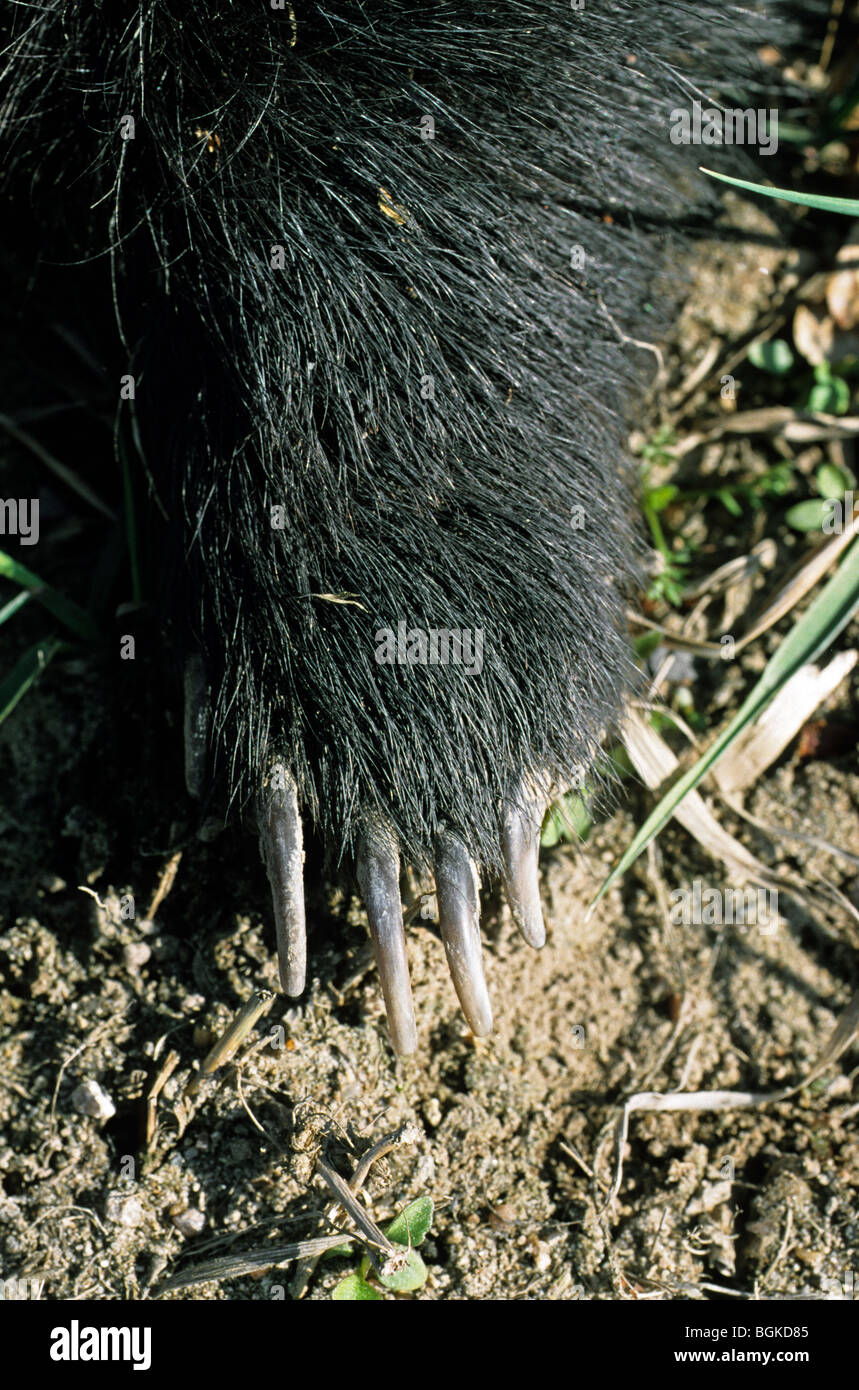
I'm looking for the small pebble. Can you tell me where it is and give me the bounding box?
[123,942,151,972]
[105,1193,144,1227]
[71,1080,116,1122]
[171,1207,206,1237]
[488,1203,517,1230]
[423,1097,442,1127]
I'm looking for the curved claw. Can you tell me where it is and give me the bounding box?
[435,831,493,1037]
[356,820,418,1057]
[259,766,307,997]
[500,787,546,949]
[183,651,212,799]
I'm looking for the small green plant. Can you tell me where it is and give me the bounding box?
[784,462,856,534]
[331,1195,434,1300]
[637,424,677,470]
[540,789,593,847]
[800,361,854,416]
[636,172,859,604]
[0,409,136,727]
[637,429,694,607]
[747,338,795,376]
[637,429,792,606]
[749,337,857,419]
[637,418,821,606]
[746,333,858,528]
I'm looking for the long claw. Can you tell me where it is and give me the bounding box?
[259,765,307,997]
[435,831,493,1037]
[183,651,211,799]
[500,787,546,949]
[356,820,418,1056]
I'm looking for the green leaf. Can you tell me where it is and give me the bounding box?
[592,536,859,905]
[646,484,679,513]
[766,121,815,146]
[378,1248,428,1293]
[817,464,849,500]
[0,638,63,724]
[785,500,828,532]
[632,631,663,661]
[540,812,562,848]
[716,488,743,518]
[322,1240,355,1260]
[0,551,99,642]
[700,169,859,217]
[385,1196,434,1248]
[607,744,635,778]
[649,710,679,735]
[541,793,592,847]
[759,463,797,498]
[804,375,851,416]
[748,339,795,375]
[332,1273,382,1301]
[637,427,677,466]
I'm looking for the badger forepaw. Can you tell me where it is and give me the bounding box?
[260,770,547,1056]
[185,656,552,1053]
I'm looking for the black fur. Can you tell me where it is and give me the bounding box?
[1,1,812,873]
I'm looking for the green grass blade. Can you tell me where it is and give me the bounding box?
[0,550,100,641]
[0,638,63,724]
[701,169,859,217]
[0,591,32,626]
[592,537,859,905]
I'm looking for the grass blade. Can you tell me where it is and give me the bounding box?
[0,550,100,641]
[0,591,32,626]
[0,638,63,724]
[593,537,859,904]
[701,169,859,217]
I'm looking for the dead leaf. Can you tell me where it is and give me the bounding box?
[827,225,859,330]
[793,302,833,367]
[714,651,858,792]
